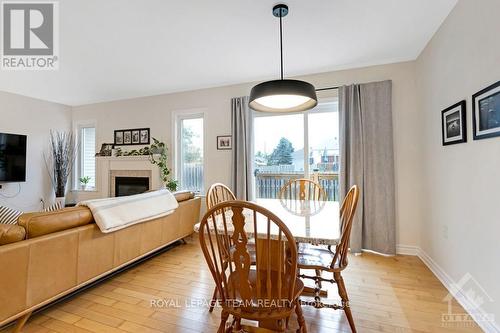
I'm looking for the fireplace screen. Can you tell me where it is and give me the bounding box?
[115,176,149,197]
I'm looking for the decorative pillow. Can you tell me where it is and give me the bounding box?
[0,205,23,225]
[43,201,64,212]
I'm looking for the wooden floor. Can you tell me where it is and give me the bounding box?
[2,237,483,333]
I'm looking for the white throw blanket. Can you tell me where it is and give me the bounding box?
[78,189,179,233]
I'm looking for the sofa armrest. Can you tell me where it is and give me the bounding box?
[0,224,26,245]
[174,191,195,202]
[18,207,94,239]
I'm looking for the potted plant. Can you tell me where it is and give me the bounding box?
[79,176,91,190]
[44,131,77,206]
[149,138,178,191]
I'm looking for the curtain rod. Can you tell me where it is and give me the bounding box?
[315,86,339,92]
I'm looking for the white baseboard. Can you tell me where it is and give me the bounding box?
[399,246,499,333]
[396,244,419,256]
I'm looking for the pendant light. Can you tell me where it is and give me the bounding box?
[249,4,317,113]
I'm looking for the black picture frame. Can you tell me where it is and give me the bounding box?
[131,130,140,144]
[114,128,150,146]
[140,129,149,144]
[217,135,232,150]
[123,131,132,144]
[472,80,500,140]
[441,100,467,146]
[114,131,123,145]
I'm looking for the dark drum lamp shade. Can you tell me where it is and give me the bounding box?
[249,4,318,113]
[249,79,318,112]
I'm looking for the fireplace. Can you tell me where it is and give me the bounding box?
[110,169,152,197]
[114,176,150,197]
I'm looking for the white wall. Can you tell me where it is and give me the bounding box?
[72,61,422,249]
[0,91,71,211]
[416,0,500,327]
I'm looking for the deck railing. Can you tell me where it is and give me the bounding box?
[180,163,203,192]
[255,172,339,201]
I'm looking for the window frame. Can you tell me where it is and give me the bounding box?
[252,97,338,181]
[173,111,206,194]
[74,121,97,191]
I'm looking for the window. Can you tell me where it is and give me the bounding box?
[253,100,339,201]
[78,125,96,189]
[177,115,204,193]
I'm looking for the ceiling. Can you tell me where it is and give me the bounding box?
[0,0,457,106]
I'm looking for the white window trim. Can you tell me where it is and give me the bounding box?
[252,97,338,180]
[172,109,206,194]
[73,120,97,191]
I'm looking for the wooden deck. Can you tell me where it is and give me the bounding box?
[1,236,483,333]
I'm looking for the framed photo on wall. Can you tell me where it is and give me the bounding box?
[123,131,132,144]
[140,129,150,144]
[114,131,123,145]
[131,130,140,144]
[441,100,467,146]
[473,80,500,140]
[217,135,232,150]
[114,128,150,146]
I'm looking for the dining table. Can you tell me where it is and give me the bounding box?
[194,198,340,294]
[195,198,340,244]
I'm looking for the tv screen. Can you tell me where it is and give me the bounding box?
[0,133,27,182]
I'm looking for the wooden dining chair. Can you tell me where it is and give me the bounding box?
[297,185,360,333]
[199,200,307,333]
[206,183,237,312]
[279,178,327,202]
[207,183,237,209]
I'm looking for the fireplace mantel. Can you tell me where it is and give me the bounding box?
[70,155,162,202]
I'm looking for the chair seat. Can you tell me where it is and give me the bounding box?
[223,269,304,320]
[297,244,339,271]
[298,242,329,252]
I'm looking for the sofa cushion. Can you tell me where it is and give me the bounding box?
[18,206,94,239]
[0,205,23,225]
[174,191,195,202]
[0,224,26,245]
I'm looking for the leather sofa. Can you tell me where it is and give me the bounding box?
[0,195,201,330]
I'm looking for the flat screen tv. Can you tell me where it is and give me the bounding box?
[0,133,27,182]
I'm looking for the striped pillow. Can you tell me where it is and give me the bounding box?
[43,201,63,212]
[0,206,23,225]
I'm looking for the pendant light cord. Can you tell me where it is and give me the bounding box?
[279,11,284,80]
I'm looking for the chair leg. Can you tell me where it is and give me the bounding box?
[218,310,230,333]
[335,272,356,333]
[209,287,218,313]
[232,316,241,331]
[13,312,31,333]
[295,299,307,333]
[315,269,322,289]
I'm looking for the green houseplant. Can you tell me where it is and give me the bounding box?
[79,176,91,190]
[149,138,178,191]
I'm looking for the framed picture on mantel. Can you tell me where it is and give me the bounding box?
[114,128,150,146]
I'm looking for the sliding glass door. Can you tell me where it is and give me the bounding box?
[253,100,339,201]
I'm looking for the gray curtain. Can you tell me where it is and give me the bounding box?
[231,96,254,200]
[339,80,396,255]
